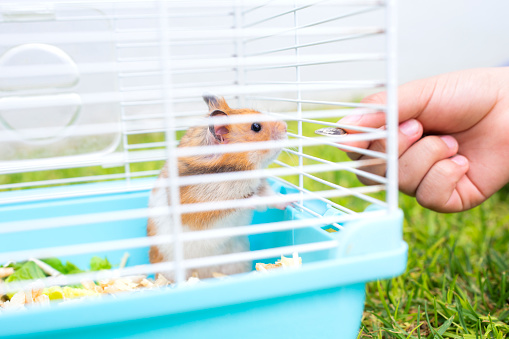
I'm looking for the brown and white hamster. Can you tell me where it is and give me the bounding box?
[147,95,288,280]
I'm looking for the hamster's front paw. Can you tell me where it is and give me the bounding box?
[244,195,293,211]
[269,201,294,210]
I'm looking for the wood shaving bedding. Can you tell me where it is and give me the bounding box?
[255,252,302,272]
[1,252,303,313]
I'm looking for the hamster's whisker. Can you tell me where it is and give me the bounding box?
[281,148,299,166]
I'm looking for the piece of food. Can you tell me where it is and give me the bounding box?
[255,263,281,271]
[119,252,130,270]
[89,256,112,271]
[1,291,26,310]
[63,286,101,299]
[122,275,145,284]
[5,261,46,283]
[102,279,138,294]
[43,286,64,300]
[211,272,228,279]
[154,274,170,287]
[1,251,300,314]
[314,127,347,137]
[34,294,50,307]
[140,279,154,288]
[255,252,302,272]
[0,268,14,279]
[280,253,302,267]
[29,258,62,277]
[81,280,97,290]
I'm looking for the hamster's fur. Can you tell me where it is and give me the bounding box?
[147,95,287,280]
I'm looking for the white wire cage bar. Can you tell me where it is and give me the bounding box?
[0,0,400,331]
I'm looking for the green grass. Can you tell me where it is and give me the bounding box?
[360,187,509,338]
[3,117,509,338]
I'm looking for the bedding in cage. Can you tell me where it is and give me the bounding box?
[0,1,406,338]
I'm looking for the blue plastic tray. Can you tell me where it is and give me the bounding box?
[0,179,407,338]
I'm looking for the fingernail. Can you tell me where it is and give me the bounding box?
[439,135,457,149]
[338,114,362,124]
[399,119,419,136]
[451,155,468,166]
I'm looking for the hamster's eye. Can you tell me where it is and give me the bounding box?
[251,123,262,132]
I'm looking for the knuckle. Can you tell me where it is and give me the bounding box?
[414,159,465,213]
[358,176,377,186]
[433,160,457,178]
[398,167,417,196]
[415,189,443,212]
[357,163,386,185]
[346,151,362,161]
[369,139,387,153]
[416,193,462,213]
[415,188,431,206]
[421,136,450,156]
[361,92,386,105]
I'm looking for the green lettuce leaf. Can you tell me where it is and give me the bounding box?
[5,261,46,283]
[63,261,84,275]
[41,258,67,274]
[7,262,25,271]
[39,258,84,275]
[3,256,114,286]
[90,256,111,271]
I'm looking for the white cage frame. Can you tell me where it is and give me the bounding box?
[0,0,398,291]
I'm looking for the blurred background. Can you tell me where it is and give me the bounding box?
[398,0,509,82]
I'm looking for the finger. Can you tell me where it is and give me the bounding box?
[345,119,423,162]
[339,110,387,131]
[336,79,436,151]
[342,126,384,161]
[337,81,437,131]
[363,80,438,123]
[358,78,444,125]
[334,111,386,154]
[415,155,471,212]
[352,120,424,185]
[399,135,459,196]
[344,69,502,133]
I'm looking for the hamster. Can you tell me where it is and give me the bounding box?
[147,95,288,281]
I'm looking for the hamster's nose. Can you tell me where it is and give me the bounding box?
[280,121,287,133]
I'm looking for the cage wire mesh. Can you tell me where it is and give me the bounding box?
[0,0,400,329]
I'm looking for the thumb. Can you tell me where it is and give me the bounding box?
[339,76,442,129]
[337,92,387,130]
[414,155,484,212]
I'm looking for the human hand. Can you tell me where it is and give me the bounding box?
[339,67,509,212]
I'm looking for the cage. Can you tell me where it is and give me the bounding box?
[0,0,406,338]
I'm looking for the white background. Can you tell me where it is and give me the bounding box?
[398,0,509,83]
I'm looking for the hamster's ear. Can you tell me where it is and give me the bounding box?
[208,110,229,144]
[203,94,230,111]
[203,94,219,109]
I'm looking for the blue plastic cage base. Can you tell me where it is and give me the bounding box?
[0,179,407,338]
